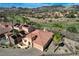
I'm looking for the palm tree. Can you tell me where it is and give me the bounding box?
[6,13,16,47]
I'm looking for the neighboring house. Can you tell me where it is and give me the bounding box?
[0,23,12,35]
[0,23,54,51]
[0,23,13,46]
[14,24,35,33]
[22,25,35,34]
[19,29,54,51]
[14,23,22,31]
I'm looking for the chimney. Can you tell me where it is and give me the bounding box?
[43,27,46,31]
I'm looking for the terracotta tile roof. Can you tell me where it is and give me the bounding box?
[26,29,54,46]
[33,30,53,46]
[25,30,38,40]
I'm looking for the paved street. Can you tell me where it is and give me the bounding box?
[0,47,43,56]
[0,37,79,56]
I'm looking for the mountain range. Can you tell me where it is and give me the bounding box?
[0,3,79,8]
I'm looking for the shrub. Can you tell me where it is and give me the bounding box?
[53,32,62,45]
[65,49,68,52]
[53,23,63,28]
[66,26,77,33]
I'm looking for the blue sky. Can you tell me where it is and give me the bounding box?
[0,3,79,8]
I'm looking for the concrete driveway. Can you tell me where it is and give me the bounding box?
[0,47,43,56]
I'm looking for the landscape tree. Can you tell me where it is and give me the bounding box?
[5,14,16,47]
[22,17,31,24]
[53,32,62,45]
[7,13,18,29]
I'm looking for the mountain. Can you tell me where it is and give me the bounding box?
[0,4,79,13]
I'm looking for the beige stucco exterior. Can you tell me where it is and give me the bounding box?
[14,26,20,31]
[22,27,29,33]
[33,43,44,51]
[22,37,33,47]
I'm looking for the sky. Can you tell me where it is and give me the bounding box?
[0,3,79,8]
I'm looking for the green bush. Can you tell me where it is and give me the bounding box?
[66,26,78,33]
[12,29,19,35]
[53,23,63,28]
[53,32,62,45]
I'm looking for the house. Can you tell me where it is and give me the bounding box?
[33,30,53,51]
[0,23,53,51]
[19,29,54,51]
[14,24,35,33]
[0,23,13,46]
[0,23,12,35]
[22,25,35,34]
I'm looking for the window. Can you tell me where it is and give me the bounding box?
[24,40,27,42]
[28,42,30,45]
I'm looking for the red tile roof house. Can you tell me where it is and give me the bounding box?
[18,29,54,51]
[0,23,14,46]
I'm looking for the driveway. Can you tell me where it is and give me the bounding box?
[0,47,43,56]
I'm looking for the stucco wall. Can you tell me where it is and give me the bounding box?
[33,43,44,51]
[43,38,52,50]
[22,27,29,33]
[33,38,52,51]
[22,37,33,47]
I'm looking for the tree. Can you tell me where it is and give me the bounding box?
[16,19,21,24]
[22,17,31,24]
[6,14,17,47]
[7,14,15,30]
[12,29,19,36]
[53,32,62,45]
[53,23,63,29]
